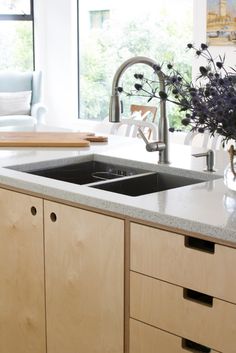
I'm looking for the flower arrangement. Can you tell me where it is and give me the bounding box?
[118,43,236,145]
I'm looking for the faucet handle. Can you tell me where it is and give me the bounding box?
[138,127,149,144]
[192,149,215,172]
[138,128,166,152]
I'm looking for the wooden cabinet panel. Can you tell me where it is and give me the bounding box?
[130,222,236,303]
[0,188,45,353]
[44,201,124,353]
[130,319,220,353]
[130,271,236,353]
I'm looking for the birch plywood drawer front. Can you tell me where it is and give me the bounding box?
[130,319,220,353]
[130,222,236,303]
[130,271,236,353]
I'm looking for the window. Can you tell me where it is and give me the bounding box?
[78,0,193,129]
[90,10,110,29]
[0,0,34,71]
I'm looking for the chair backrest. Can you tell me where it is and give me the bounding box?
[184,130,226,150]
[0,71,42,105]
[130,104,157,139]
[130,104,157,122]
[110,118,158,140]
[184,131,210,148]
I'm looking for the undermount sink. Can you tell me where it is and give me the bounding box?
[6,155,214,197]
[89,172,204,197]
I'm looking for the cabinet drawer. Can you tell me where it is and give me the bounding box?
[130,222,236,303]
[130,271,236,353]
[130,319,220,353]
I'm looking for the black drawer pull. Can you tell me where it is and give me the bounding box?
[182,338,211,352]
[185,236,215,254]
[183,288,213,307]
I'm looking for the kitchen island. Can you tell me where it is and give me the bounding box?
[0,134,235,353]
[0,134,234,244]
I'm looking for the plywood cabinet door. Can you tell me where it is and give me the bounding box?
[44,200,124,353]
[0,188,46,353]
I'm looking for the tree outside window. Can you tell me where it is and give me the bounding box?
[79,0,193,129]
[0,0,34,71]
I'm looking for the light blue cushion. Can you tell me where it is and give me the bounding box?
[0,71,42,104]
[0,71,46,129]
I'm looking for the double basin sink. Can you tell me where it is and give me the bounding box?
[7,155,216,197]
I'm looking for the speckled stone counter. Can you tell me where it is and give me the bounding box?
[0,134,235,246]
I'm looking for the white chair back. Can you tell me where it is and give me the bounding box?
[110,118,158,140]
[184,130,226,150]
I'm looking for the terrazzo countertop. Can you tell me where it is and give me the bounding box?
[0,134,235,246]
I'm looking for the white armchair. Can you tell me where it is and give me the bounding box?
[0,71,47,131]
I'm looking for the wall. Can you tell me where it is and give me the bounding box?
[34,0,78,126]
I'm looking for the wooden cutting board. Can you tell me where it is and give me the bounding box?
[0,132,108,147]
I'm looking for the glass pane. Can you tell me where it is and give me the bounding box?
[79,0,193,129]
[90,10,110,29]
[0,21,33,70]
[0,0,31,15]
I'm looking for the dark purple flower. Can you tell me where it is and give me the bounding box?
[182,118,190,126]
[201,43,208,50]
[153,64,162,72]
[170,76,178,83]
[198,127,205,133]
[159,91,168,99]
[134,83,143,91]
[199,66,208,76]
[216,62,223,69]
[134,73,144,79]
[198,117,205,124]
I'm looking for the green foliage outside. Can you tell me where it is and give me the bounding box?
[13,22,33,70]
[80,6,193,130]
[0,21,33,71]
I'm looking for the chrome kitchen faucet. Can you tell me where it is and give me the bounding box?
[109,56,170,164]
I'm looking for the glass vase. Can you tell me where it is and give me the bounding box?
[224,145,236,191]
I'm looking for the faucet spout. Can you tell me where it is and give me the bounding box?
[109,56,170,164]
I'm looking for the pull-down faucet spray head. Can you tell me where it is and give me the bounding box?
[109,56,170,164]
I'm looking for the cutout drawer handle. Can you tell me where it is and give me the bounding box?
[31,206,37,216]
[50,212,57,222]
[185,236,215,254]
[183,288,213,307]
[182,338,211,352]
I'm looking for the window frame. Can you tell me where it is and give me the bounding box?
[0,0,35,68]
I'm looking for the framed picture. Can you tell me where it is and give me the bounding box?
[207,0,236,45]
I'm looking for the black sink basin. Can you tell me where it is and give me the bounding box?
[6,156,210,196]
[90,172,204,196]
[21,160,147,185]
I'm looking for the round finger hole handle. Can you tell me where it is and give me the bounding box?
[31,206,37,216]
[50,212,57,222]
